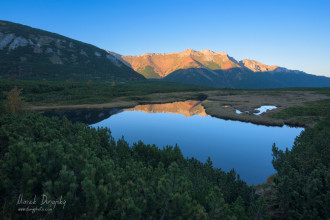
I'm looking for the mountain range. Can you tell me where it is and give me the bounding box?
[112,49,330,88]
[1,20,330,88]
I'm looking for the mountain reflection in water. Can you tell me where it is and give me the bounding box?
[124,100,208,117]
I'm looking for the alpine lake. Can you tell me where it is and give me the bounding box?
[43,100,303,185]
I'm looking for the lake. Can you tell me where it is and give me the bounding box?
[43,100,303,185]
[87,100,304,185]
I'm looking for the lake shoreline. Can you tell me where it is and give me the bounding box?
[27,98,305,128]
[25,88,330,128]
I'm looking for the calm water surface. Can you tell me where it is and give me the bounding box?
[89,101,303,185]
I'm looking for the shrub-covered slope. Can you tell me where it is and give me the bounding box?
[0,20,145,82]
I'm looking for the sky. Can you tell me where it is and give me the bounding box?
[1,0,330,76]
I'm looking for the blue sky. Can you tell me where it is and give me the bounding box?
[1,0,330,76]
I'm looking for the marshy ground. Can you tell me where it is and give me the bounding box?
[28,89,329,127]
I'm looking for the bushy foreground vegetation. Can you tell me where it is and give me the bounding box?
[271,116,330,219]
[0,113,267,219]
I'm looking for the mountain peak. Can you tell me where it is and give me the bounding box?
[180,48,197,56]
[184,48,195,52]
[138,52,155,57]
[180,49,228,57]
[200,49,213,54]
[200,49,227,56]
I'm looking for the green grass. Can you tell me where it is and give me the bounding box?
[271,99,330,126]
[137,66,161,79]
[203,61,221,70]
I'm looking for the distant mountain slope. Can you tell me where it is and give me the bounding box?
[0,20,145,81]
[164,68,286,89]
[116,49,330,88]
[165,67,330,89]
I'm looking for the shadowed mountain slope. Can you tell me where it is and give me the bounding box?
[0,20,145,81]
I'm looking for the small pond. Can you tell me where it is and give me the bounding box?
[254,105,277,115]
[235,105,277,115]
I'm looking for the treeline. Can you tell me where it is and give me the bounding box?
[0,79,211,106]
[0,113,267,219]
